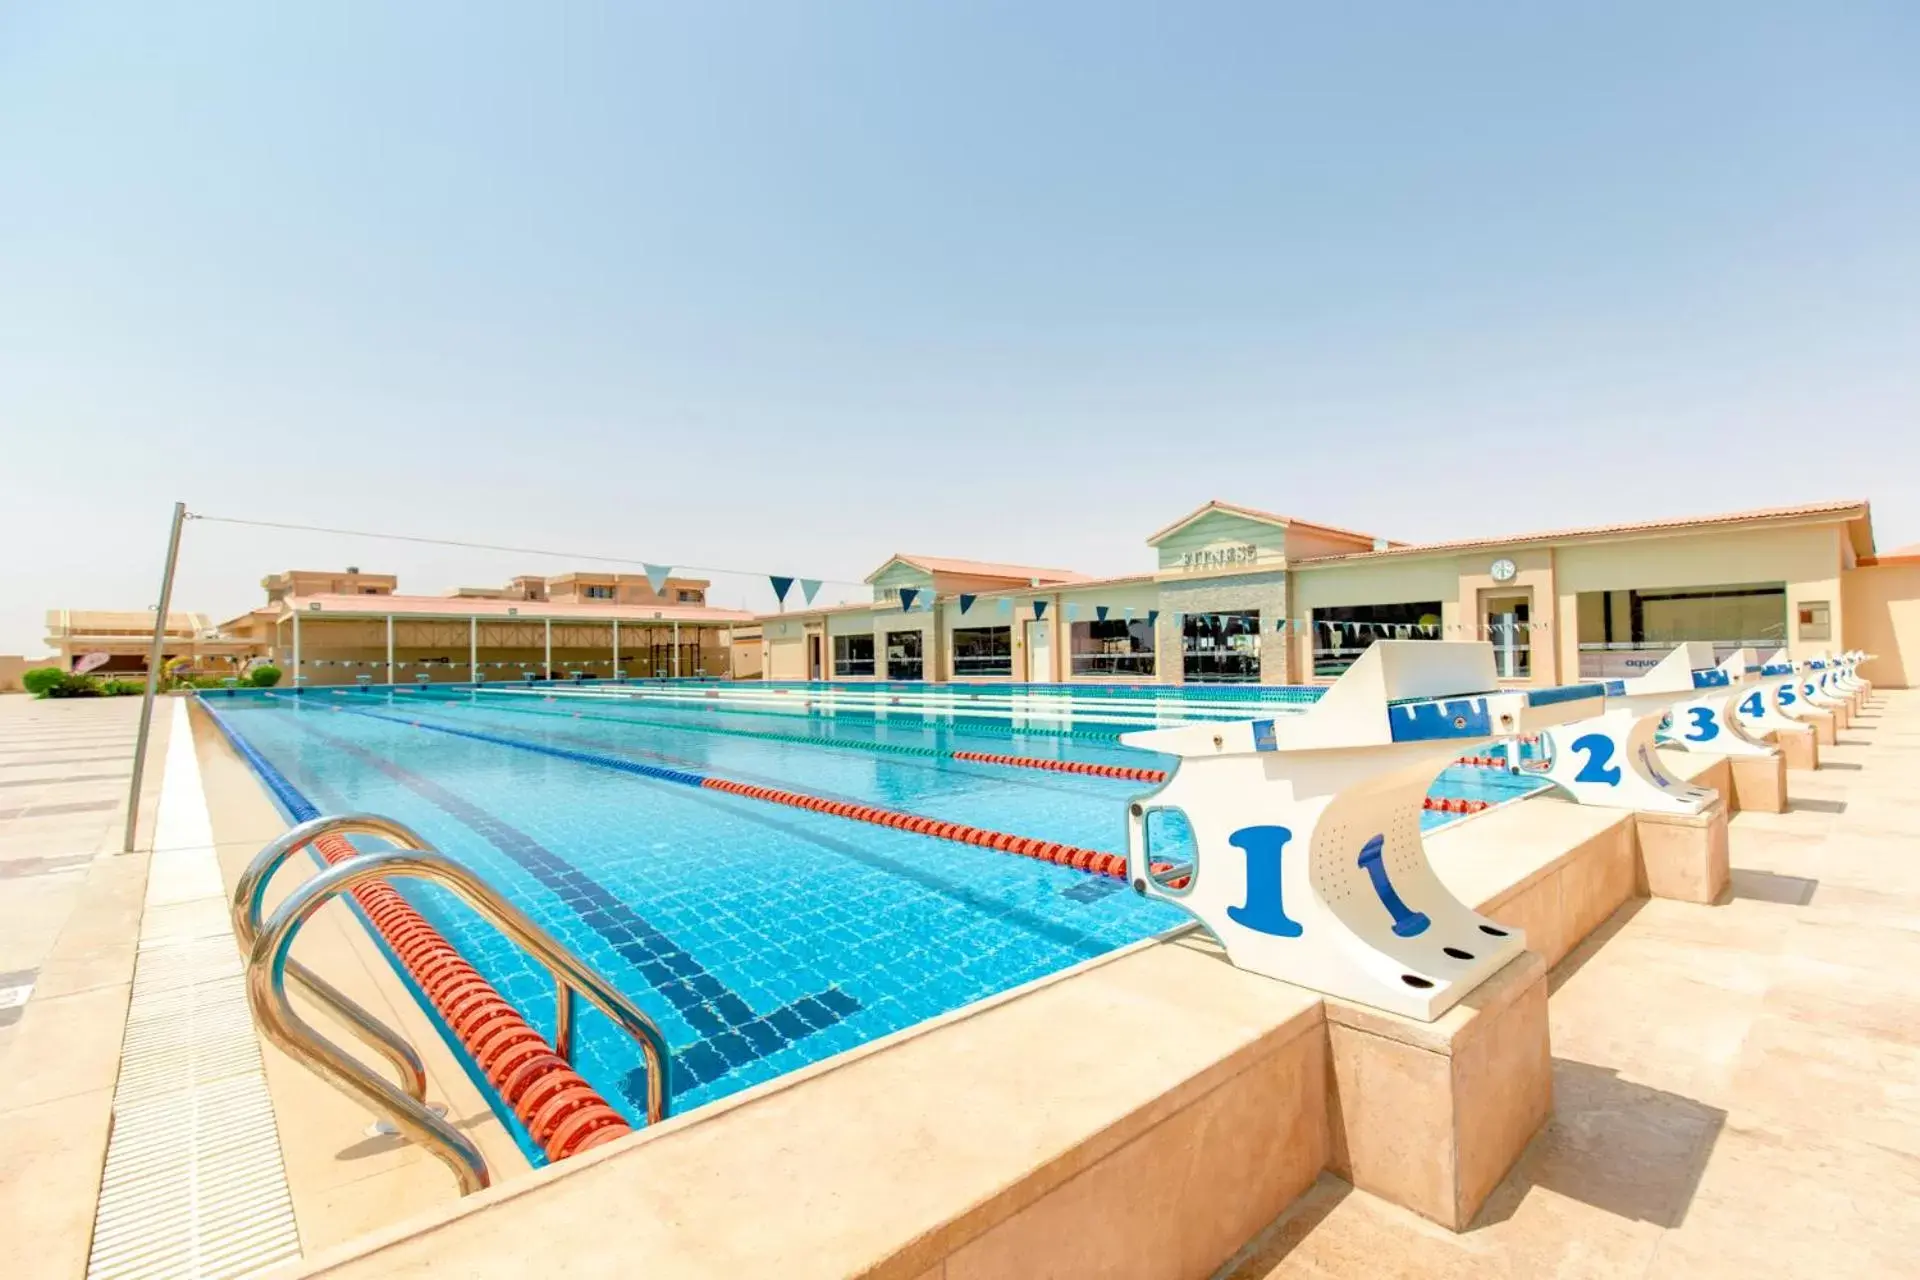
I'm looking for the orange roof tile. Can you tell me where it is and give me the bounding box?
[866,554,1087,584]
[46,609,211,635]
[280,594,753,624]
[1144,500,1383,547]
[1291,498,1871,565]
[754,571,1158,623]
[1872,541,1920,564]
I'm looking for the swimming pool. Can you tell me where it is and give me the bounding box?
[205,682,1544,1156]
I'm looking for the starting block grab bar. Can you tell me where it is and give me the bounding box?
[1119,641,1606,1022]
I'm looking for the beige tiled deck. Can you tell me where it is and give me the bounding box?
[190,700,530,1253]
[0,696,169,1280]
[1221,688,1920,1279]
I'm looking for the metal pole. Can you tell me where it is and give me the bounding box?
[544,617,552,680]
[469,616,478,684]
[386,614,395,685]
[123,501,186,854]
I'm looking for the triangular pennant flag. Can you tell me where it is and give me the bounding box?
[959,594,976,615]
[1122,606,1133,621]
[769,575,795,604]
[1147,610,1159,626]
[897,587,919,612]
[998,598,1012,615]
[1032,601,1048,620]
[1095,606,1109,622]
[644,563,672,595]
[800,579,822,605]
[1065,603,1079,621]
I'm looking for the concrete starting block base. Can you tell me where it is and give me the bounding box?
[1634,802,1730,904]
[1729,753,1788,813]
[1324,951,1552,1231]
[1800,709,1838,746]
[1774,725,1819,771]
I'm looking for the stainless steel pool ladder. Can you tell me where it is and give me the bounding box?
[234,813,672,1195]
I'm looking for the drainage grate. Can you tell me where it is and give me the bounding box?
[88,703,302,1279]
[89,1076,300,1279]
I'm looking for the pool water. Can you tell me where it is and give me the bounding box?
[206,683,1543,1155]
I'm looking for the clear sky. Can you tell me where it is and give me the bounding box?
[2,2,1916,652]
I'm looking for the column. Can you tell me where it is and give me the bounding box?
[612,618,621,679]
[385,615,395,685]
[292,610,302,686]
[469,615,478,684]
[672,620,681,678]
[544,617,552,680]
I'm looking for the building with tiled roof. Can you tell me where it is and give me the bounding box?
[759,497,1911,687]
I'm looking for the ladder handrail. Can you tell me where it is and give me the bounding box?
[247,843,673,1194]
[234,813,437,1104]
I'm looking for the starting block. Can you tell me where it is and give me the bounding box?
[1121,640,1604,1021]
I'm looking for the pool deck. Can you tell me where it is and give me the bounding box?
[0,696,168,1280]
[0,687,1916,1276]
[1225,693,1920,1278]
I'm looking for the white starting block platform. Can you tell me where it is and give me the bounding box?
[1522,643,1723,815]
[1119,640,1605,1021]
[1654,646,1777,760]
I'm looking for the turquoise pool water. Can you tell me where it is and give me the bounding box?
[205,683,1542,1155]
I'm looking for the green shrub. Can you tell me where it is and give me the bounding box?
[101,679,146,696]
[21,667,65,696]
[46,673,103,698]
[248,665,283,688]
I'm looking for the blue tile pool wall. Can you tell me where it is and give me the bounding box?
[195,700,549,1163]
[212,698,1193,1120]
[209,686,1548,1127]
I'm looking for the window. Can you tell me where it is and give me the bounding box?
[584,585,614,600]
[833,633,875,677]
[676,589,702,604]
[885,630,923,680]
[1183,612,1261,683]
[1071,619,1155,677]
[1311,602,1441,677]
[951,626,1012,676]
[1574,585,1786,677]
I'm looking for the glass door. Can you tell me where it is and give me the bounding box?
[1483,592,1531,678]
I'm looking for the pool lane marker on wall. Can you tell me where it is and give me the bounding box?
[328,704,1139,882]
[199,700,637,1162]
[1121,641,1608,1022]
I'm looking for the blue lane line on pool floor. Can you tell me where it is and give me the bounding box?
[197,699,549,1162]
[292,719,863,1098]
